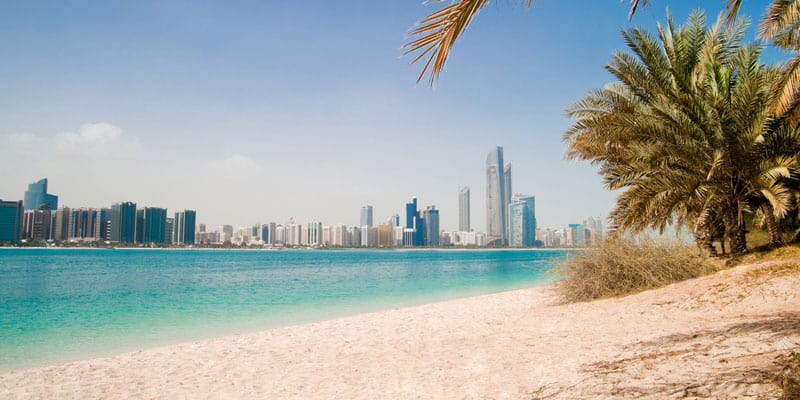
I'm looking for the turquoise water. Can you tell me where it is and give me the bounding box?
[0,248,567,370]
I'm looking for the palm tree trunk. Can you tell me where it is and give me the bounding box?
[761,202,782,246]
[693,216,717,257]
[722,202,748,255]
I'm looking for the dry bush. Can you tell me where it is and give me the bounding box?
[554,237,718,303]
[777,351,800,400]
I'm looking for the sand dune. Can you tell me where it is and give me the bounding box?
[1,260,798,399]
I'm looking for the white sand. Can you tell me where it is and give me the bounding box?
[1,260,798,399]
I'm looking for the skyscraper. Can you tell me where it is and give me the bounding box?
[422,206,440,247]
[405,197,418,229]
[23,209,51,241]
[0,200,24,244]
[173,210,197,245]
[23,178,58,211]
[110,202,137,243]
[508,194,536,247]
[360,205,374,227]
[458,186,470,232]
[503,163,512,239]
[485,146,507,246]
[142,207,168,244]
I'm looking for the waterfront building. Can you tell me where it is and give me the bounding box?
[393,226,405,246]
[23,178,58,211]
[23,209,51,241]
[458,186,470,232]
[377,223,394,247]
[422,206,440,246]
[485,146,507,246]
[360,225,377,247]
[503,163,512,240]
[53,207,71,241]
[165,218,174,244]
[402,228,415,247]
[583,216,604,246]
[0,200,24,244]
[307,221,323,246]
[135,209,145,243]
[508,194,536,247]
[110,202,137,243]
[173,210,196,245]
[322,225,331,246]
[390,214,400,227]
[568,224,587,247]
[360,205,373,228]
[142,207,168,244]
[332,224,347,247]
[348,225,361,247]
[199,224,207,233]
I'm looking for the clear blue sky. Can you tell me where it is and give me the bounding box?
[0,1,779,230]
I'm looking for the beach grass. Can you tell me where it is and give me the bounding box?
[553,237,718,303]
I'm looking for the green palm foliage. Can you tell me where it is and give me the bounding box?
[564,11,798,255]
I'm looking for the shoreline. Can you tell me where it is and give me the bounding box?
[1,260,797,398]
[0,246,584,252]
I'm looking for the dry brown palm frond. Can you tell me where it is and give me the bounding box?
[759,0,800,40]
[405,0,533,86]
[770,56,800,120]
[629,0,742,21]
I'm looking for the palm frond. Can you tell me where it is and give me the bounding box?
[404,0,533,86]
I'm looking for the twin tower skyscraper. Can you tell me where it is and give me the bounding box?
[485,146,511,246]
[485,146,536,247]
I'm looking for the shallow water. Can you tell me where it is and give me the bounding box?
[0,248,568,370]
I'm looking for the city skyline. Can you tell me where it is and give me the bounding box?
[1,3,769,231]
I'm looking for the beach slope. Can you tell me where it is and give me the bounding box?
[1,260,798,399]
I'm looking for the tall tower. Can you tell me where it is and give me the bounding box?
[485,147,506,246]
[503,163,512,239]
[360,205,374,227]
[0,200,24,243]
[24,178,58,211]
[458,186,470,232]
[110,202,137,243]
[422,206,440,246]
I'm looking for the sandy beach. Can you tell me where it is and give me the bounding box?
[1,260,797,399]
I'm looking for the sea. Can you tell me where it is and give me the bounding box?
[0,248,569,371]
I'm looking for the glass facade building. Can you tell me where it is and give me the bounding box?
[485,147,507,246]
[458,186,470,232]
[24,178,58,211]
[0,200,24,243]
[111,202,137,243]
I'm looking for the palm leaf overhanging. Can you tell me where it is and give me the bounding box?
[404,0,532,86]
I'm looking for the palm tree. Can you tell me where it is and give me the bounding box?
[564,11,796,255]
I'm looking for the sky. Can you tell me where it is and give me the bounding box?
[0,1,781,231]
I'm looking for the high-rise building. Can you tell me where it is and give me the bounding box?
[23,209,51,241]
[0,200,24,244]
[568,224,587,247]
[508,194,536,247]
[173,210,196,245]
[405,197,418,229]
[53,207,71,241]
[360,205,373,228]
[485,146,507,246]
[503,163,512,239]
[390,214,400,227]
[110,202,137,243]
[377,223,394,247]
[135,209,145,243]
[141,207,168,244]
[458,186,470,232]
[422,206,440,247]
[405,196,425,246]
[165,218,175,244]
[23,178,58,211]
[307,221,323,246]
